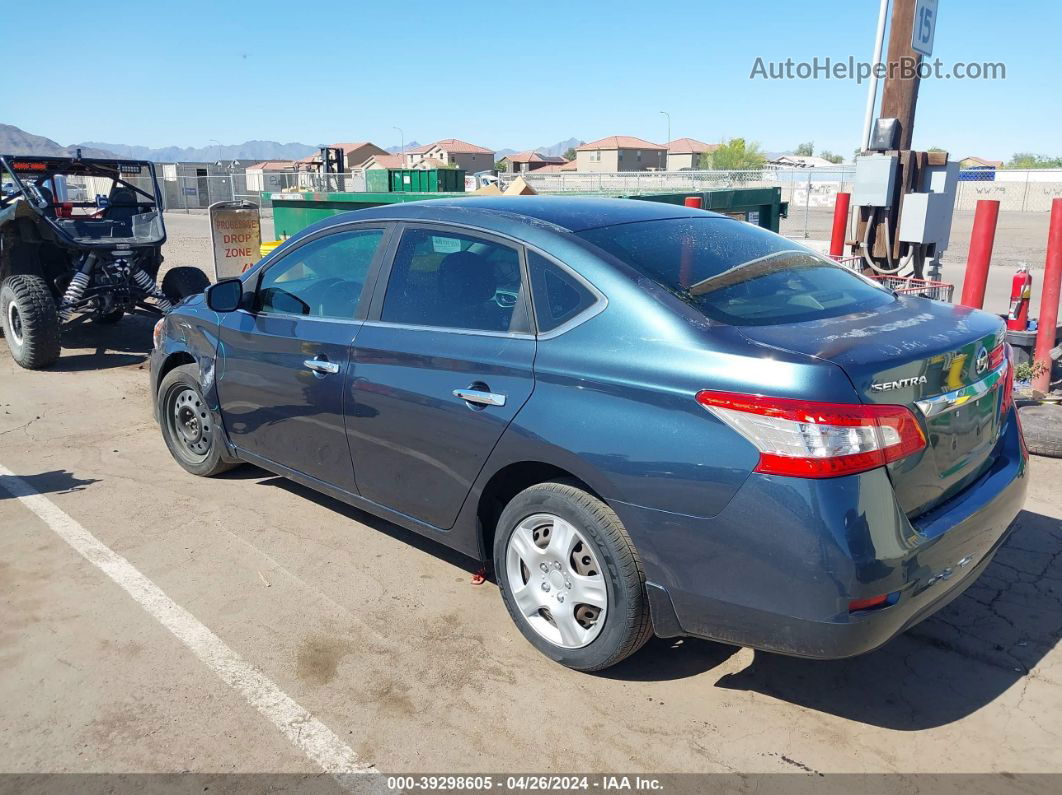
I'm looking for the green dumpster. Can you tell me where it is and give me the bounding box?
[389,168,465,193]
[264,191,464,239]
[365,169,390,193]
[624,187,788,232]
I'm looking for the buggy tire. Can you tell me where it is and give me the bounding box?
[1,274,61,370]
[494,479,653,671]
[161,267,211,304]
[157,364,238,477]
[1019,404,1062,458]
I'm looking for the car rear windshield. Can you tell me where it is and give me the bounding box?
[577,217,893,326]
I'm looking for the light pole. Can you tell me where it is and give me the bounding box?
[393,126,405,162]
[659,111,671,170]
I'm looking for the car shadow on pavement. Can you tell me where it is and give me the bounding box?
[242,467,1061,729]
[47,313,157,373]
[252,472,481,572]
[0,470,100,499]
[710,508,1061,730]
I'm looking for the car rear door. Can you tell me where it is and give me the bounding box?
[215,224,390,492]
[348,223,536,529]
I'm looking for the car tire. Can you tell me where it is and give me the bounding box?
[1,274,61,370]
[1019,403,1062,458]
[157,364,238,477]
[161,267,211,304]
[494,480,653,671]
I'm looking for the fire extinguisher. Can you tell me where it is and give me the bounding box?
[1007,264,1033,331]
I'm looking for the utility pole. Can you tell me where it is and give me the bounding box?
[879,0,922,149]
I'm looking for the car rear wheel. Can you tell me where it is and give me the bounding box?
[494,480,653,671]
[158,364,237,477]
[1,274,61,370]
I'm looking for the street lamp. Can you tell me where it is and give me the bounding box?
[659,111,671,147]
[393,126,405,161]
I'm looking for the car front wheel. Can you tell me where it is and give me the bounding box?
[494,480,653,671]
[157,364,237,477]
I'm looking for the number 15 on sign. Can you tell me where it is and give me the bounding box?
[913,0,938,57]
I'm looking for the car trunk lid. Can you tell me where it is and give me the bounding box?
[734,296,1008,517]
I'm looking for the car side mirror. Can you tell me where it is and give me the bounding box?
[206,278,243,312]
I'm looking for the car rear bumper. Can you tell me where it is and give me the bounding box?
[612,409,1029,659]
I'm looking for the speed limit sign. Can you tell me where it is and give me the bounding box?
[912,0,938,57]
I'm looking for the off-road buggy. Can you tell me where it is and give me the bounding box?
[0,152,210,369]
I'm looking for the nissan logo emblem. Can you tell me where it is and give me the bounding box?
[975,346,990,374]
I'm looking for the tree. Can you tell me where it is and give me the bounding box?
[795,141,814,156]
[495,160,508,172]
[1007,152,1062,169]
[819,151,844,164]
[563,147,577,161]
[700,138,766,170]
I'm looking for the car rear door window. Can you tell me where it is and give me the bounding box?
[578,217,893,326]
[527,251,597,332]
[380,227,529,333]
[256,228,383,319]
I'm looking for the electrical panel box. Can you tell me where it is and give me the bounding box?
[851,154,898,207]
[898,160,959,251]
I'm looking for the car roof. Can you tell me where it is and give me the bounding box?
[343,195,725,233]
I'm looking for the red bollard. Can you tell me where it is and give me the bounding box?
[684,196,703,209]
[1032,197,1062,394]
[960,199,1001,309]
[829,192,851,258]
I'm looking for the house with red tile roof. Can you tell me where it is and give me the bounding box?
[404,139,496,172]
[575,136,667,172]
[500,150,569,174]
[666,138,719,170]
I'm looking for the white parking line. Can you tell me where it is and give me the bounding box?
[0,464,377,781]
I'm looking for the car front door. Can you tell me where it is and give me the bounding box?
[348,224,536,529]
[216,224,389,492]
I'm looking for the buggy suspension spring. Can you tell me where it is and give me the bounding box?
[59,273,90,322]
[59,253,98,322]
[132,267,173,312]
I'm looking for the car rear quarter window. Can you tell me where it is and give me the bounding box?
[578,217,893,326]
[381,228,529,333]
[256,228,383,319]
[527,251,597,333]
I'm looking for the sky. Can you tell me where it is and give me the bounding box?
[3,0,1060,160]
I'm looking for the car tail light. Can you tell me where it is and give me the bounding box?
[1000,344,1015,415]
[695,390,927,478]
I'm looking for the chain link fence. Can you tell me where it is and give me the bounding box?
[160,170,367,213]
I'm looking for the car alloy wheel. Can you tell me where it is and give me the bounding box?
[505,512,608,649]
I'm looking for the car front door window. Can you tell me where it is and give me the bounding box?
[257,228,384,319]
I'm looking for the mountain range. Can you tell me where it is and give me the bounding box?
[2,124,584,164]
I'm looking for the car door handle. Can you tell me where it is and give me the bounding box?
[303,358,340,374]
[452,388,506,407]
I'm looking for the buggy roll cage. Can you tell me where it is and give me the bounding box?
[0,153,167,248]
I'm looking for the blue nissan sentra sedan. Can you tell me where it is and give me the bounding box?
[150,197,1028,671]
